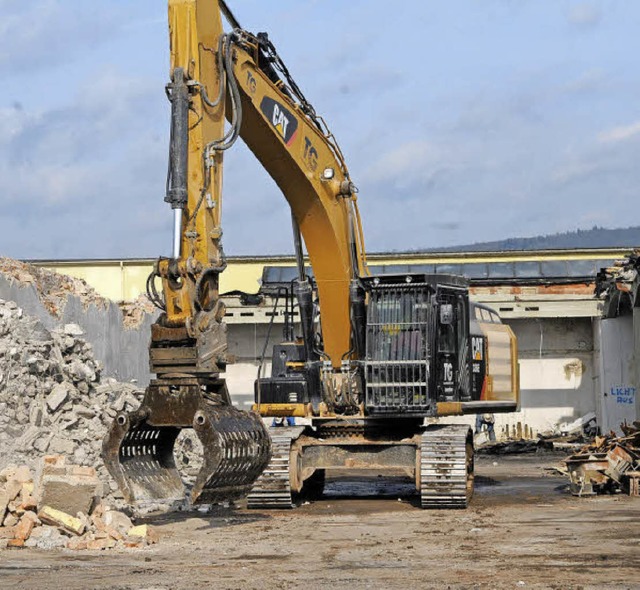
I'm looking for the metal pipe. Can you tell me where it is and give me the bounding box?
[165,67,190,211]
[291,212,306,282]
[220,0,241,30]
[173,209,183,258]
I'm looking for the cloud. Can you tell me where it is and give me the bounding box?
[1,0,638,261]
[0,65,170,258]
[567,3,602,28]
[0,68,160,203]
[598,121,640,144]
[561,69,606,96]
[0,0,120,74]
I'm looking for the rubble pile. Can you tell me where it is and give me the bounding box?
[0,457,159,551]
[120,293,157,329]
[563,422,640,497]
[0,258,108,317]
[0,298,143,498]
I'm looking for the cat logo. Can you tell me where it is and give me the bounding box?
[471,337,483,361]
[260,96,298,146]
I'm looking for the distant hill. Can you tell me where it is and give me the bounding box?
[428,226,640,253]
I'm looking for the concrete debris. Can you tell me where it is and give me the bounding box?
[595,249,640,319]
[477,440,545,455]
[39,506,86,536]
[0,257,156,330]
[0,297,144,503]
[127,524,160,544]
[0,462,159,551]
[563,421,640,497]
[0,258,108,318]
[119,294,157,329]
[38,456,101,516]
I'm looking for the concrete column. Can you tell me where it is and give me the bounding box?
[592,317,603,429]
[634,307,640,422]
[598,316,635,434]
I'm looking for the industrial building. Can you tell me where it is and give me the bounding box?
[33,246,639,437]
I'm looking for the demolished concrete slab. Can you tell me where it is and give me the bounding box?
[0,462,160,551]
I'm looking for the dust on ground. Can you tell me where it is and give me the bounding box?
[1,454,638,590]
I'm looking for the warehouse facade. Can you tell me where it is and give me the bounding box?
[34,248,638,436]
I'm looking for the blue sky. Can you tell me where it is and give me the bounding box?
[0,0,638,259]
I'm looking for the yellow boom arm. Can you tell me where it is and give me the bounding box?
[161,0,367,367]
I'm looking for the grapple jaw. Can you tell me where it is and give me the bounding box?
[102,377,271,506]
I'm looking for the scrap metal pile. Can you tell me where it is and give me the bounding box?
[564,422,640,497]
[594,250,640,317]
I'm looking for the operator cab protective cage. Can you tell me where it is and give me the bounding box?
[362,273,470,418]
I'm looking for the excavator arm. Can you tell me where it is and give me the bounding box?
[102,0,519,510]
[160,1,367,365]
[228,29,367,364]
[102,0,369,507]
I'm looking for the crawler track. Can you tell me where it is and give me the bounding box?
[247,427,304,509]
[420,424,473,509]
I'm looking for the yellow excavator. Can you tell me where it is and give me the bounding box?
[103,0,519,509]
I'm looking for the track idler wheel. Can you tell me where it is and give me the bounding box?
[102,377,271,506]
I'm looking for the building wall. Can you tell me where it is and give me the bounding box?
[594,316,637,435]
[0,276,154,385]
[497,318,596,436]
[22,250,631,435]
[33,248,626,302]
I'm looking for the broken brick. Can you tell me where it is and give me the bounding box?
[66,537,89,551]
[20,495,37,512]
[127,524,159,544]
[5,479,22,502]
[105,526,123,541]
[13,515,36,541]
[87,538,116,551]
[38,506,85,536]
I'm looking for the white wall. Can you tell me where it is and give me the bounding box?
[595,317,637,435]
[475,318,596,437]
[225,317,603,437]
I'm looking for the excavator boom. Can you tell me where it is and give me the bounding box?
[103,0,519,511]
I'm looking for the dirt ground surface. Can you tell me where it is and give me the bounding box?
[1,453,638,590]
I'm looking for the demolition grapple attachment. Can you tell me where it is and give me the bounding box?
[102,377,271,505]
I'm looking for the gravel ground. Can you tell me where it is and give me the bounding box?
[1,453,638,590]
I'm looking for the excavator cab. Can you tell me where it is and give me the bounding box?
[256,272,517,418]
